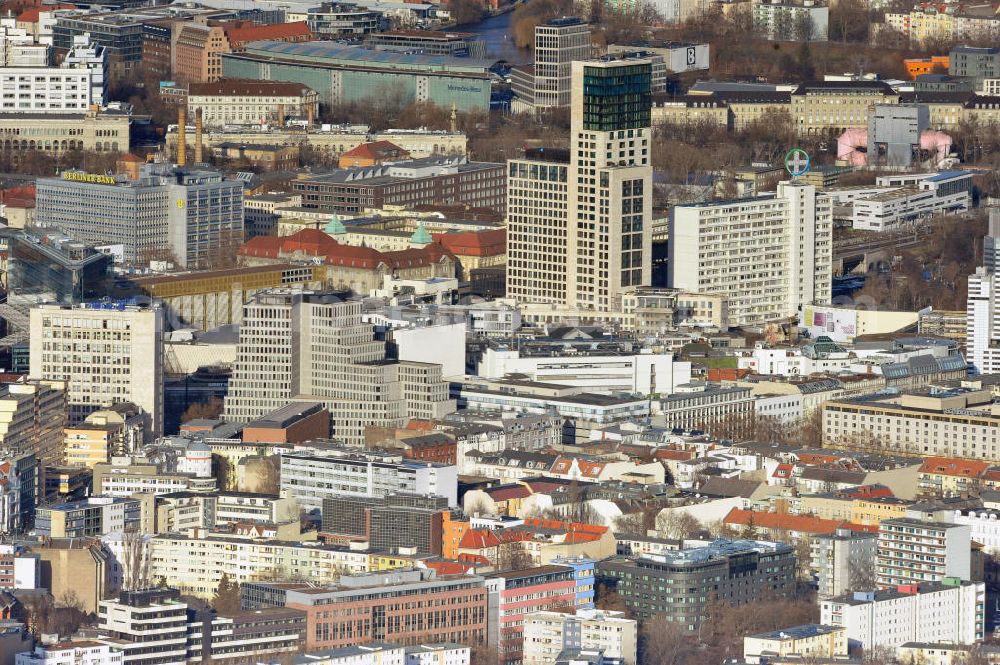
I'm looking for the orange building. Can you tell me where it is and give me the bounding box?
[441,512,470,560]
[904,55,949,79]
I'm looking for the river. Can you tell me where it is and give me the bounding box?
[461,11,531,65]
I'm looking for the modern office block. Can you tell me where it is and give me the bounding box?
[29,303,164,436]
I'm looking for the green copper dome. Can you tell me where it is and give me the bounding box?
[325,213,346,235]
[410,222,432,247]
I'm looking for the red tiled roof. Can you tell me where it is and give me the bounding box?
[432,229,506,257]
[1,184,35,207]
[239,229,455,270]
[16,4,73,22]
[486,484,532,502]
[723,508,845,535]
[341,140,409,162]
[118,153,144,163]
[423,560,477,574]
[795,452,845,466]
[654,449,696,461]
[844,485,894,499]
[772,463,793,478]
[551,456,605,478]
[523,517,608,536]
[919,456,991,478]
[458,528,501,549]
[221,20,312,48]
[456,553,492,565]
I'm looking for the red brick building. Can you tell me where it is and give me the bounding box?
[242,402,329,444]
[271,569,488,650]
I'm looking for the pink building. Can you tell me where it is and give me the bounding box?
[489,566,578,664]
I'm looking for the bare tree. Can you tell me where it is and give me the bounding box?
[656,510,702,540]
[640,615,697,665]
[847,550,878,591]
[121,527,151,592]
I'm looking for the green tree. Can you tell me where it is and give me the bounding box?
[212,573,241,614]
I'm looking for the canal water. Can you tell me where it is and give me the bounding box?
[461,11,531,65]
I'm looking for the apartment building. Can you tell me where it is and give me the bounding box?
[670,182,832,326]
[752,0,829,41]
[812,528,878,599]
[149,534,372,598]
[95,588,189,665]
[223,291,455,445]
[35,496,142,538]
[522,609,637,665]
[506,57,653,315]
[246,569,488,651]
[743,625,847,664]
[93,457,216,497]
[877,518,971,587]
[36,163,244,269]
[821,580,985,649]
[93,588,305,665]
[155,492,298,532]
[821,388,1000,460]
[0,379,65,468]
[510,18,592,111]
[597,540,796,629]
[280,446,457,512]
[29,303,163,436]
[187,80,319,127]
[64,404,147,468]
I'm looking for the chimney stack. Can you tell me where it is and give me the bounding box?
[194,107,203,164]
[306,102,315,126]
[177,107,187,167]
[277,103,285,128]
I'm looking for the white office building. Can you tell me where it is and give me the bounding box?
[279,445,458,512]
[223,291,455,444]
[820,581,985,650]
[670,182,833,326]
[36,163,244,270]
[0,29,108,113]
[511,18,592,111]
[16,642,123,665]
[523,609,637,665]
[852,172,972,232]
[477,347,691,395]
[29,303,164,437]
